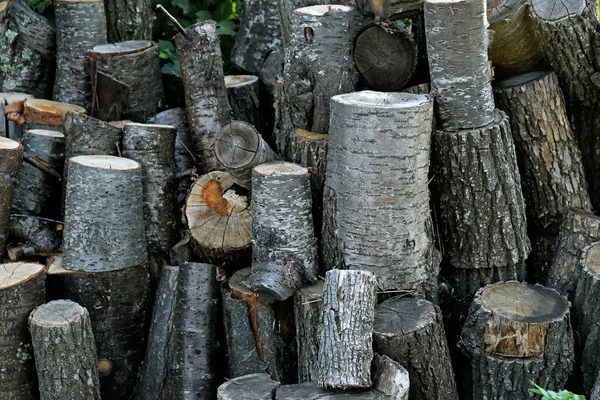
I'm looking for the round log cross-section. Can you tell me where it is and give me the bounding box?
[21,98,86,131]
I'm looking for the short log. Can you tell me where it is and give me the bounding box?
[217,373,280,400]
[19,98,86,132]
[225,75,261,127]
[0,137,22,258]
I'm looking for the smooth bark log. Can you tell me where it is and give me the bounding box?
[217,373,280,400]
[294,280,323,383]
[1,92,32,141]
[225,75,261,127]
[0,137,22,259]
[104,0,153,43]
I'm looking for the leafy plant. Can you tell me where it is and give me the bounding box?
[530,381,586,400]
[25,0,52,15]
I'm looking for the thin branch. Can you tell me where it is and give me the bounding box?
[156,5,187,36]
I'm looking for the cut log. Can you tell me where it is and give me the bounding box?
[161,263,221,399]
[217,373,280,400]
[225,75,260,127]
[137,265,179,400]
[353,21,417,91]
[432,110,531,270]
[424,0,495,130]
[0,262,45,400]
[53,0,107,109]
[458,282,573,400]
[322,91,438,293]
[214,121,278,190]
[487,0,526,23]
[89,41,164,122]
[294,280,323,383]
[46,257,151,399]
[1,92,33,141]
[0,0,55,99]
[373,296,458,400]
[19,98,86,131]
[28,299,100,400]
[8,215,60,258]
[0,138,22,259]
[104,0,153,42]
[318,269,377,389]
[221,267,297,383]
[175,20,233,173]
[369,0,421,18]
[62,155,147,272]
[12,129,64,218]
[184,171,251,270]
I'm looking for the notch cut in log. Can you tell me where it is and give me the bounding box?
[104,0,153,43]
[1,92,33,141]
[0,138,22,259]
[225,75,261,127]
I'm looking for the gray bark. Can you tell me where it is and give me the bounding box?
[0,262,45,400]
[251,162,318,302]
[424,0,495,131]
[373,296,458,400]
[8,215,60,255]
[28,300,100,400]
[294,280,323,383]
[62,155,147,272]
[225,75,261,127]
[217,373,280,400]
[322,91,438,292]
[432,110,531,270]
[458,282,573,400]
[1,92,32,141]
[0,0,55,99]
[89,41,164,122]
[104,0,153,43]
[593,375,600,400]
[371,354,410,400]
[53,0,107,109]
[214,121,278,190]
[318,269,377,389]
[0,138,22,259]
[175,21,233,173]
[369,0,421,18]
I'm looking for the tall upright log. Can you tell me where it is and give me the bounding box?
[53,0,107,109]
[0,137,22,258]
[322,91,438,293]
[225,75,261,127]
[424,0,495,130]
[104,0,153,43]
[175,20,233,173]
[28,300,100,400]
[1,92,32,141]
[0,262,45,400]
[0,0,55,99]
[89,41,164,122]
[18,98,86,132]
[62,155,147,272]
[294,280,323,383]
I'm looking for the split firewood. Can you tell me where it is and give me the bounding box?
[225,75,260,127]
[0,137,22,259]
[0,92,32,140]
[104,0,153,42]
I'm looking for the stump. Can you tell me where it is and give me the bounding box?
[459,282,573,400]
[424,0,495,130]
[104,0,153,42]
[251,162,318,301]
[0,137,22,258]
[0,262,45,400]
[29,300,100,400]
[0,0,55,99]
[184,171,252,270]
[217,373,280,400]
[1,92,33,141]
[322,91,438,293]
[294,280,323,383]
[214,121,278,190]
[19,98,86,131]
[373,296,458,400]
[318,269,377,389]
[225,75,261,127]
[53,0,107,109]
[175,20,232,173]
[46,257,150,399]
[89,41,164,122]
[62,155,147,272]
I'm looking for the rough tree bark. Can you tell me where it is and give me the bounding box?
[318,269,377,389]
[294,280,323,383]
[0,0,55,99]
[373,296,458,400]
[104,0,153,43]
[0,262,45,400]
[28,300,100,400]
[217,373,280,400]
[424,0,495,130]
[0,137,22,259]
[214,121,278,190]
[225,75,261,127]
[18,98,86,132]
[53,0,107,109]
[322,91,438,293]
[459,282,573,400]
[62,155,147,272]
[89,41,164,121]
[175,20,233,173]
[1,92,32,141]
[8,215,60,261]
[251,162,318,301]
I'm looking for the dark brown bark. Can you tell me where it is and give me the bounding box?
[0,138,22,259]
[104,0,153,43]
[225,75,261,127]
[294,280,323,383]
[217,373,280,400]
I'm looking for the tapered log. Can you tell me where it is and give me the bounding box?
[373,296,458,400]
[0,138,22,259]
[1,92,32,141]
[104,0,152,43]
[459,282,573,400]
[318,269,377,389]
[89,41,164,122]
[225,75,260,127]
[251,162,318,301]
[12,130,64,218]
[175,20,233,173]
[184,171,251,270]
[17,98,86,132]
[148,108,195,206]
[214,121,278,190]
[0,0,55,99]
[432,110,531,270]
[369,0,421,18]
[8,215,60,257]
[0,262,45,400]
[53,0,107,109]
[424,0,495,130]
[353,21,417,91]
[29,300,100,400]
[62,155,147,272]
[137,265,179,400]
[221,268,297,383]
[217,373,280,400]
[322,91,438,293]
[294,280,323,383]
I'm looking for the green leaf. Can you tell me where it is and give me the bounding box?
[171,0,191,13]
[195,10,213,22]
[161,59,181,77]
[217,20,237,36]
